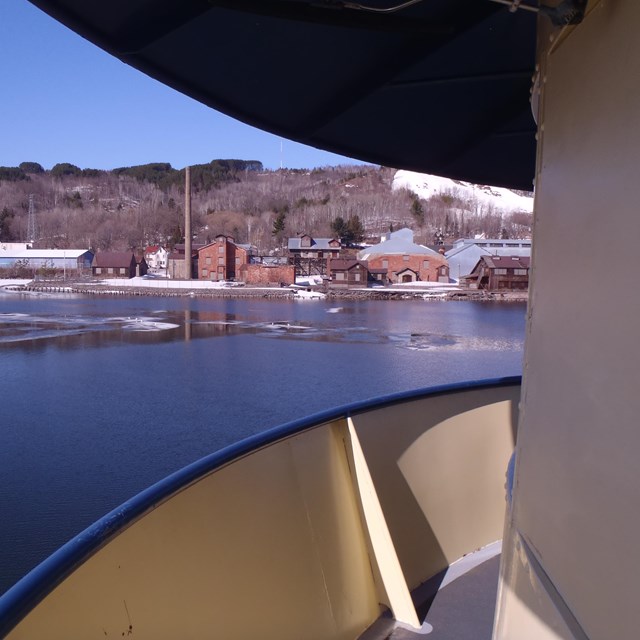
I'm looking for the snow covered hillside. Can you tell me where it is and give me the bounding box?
[392,170,534,214]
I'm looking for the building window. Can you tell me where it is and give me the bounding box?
[120,268,126,275]
[515,269,527,275]
[423,260,429,268]
[235,257,240,265]
[108,267,114,274]
[95,267,101,274]
[202,268,208,277]
[218,257,224,265]
[355,273,361,281]
[382,260,388,268]
[403,255,409,262]
[336,272,345,280]
[494,268,507,275]
[206,256,212,265]
[218,245,224,254]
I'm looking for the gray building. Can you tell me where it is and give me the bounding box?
[445,238,531,283]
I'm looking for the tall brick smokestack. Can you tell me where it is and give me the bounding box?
[184,165,192,280]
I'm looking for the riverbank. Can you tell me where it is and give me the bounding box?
[1,278,528,302]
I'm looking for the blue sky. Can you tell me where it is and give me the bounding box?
[0,0,365,172]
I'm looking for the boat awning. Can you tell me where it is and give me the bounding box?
[28,0,539,190]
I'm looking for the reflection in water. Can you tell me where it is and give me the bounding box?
[184,308,191,341]
[0,305,524,353]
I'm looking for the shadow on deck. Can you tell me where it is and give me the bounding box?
[361,545,500,640]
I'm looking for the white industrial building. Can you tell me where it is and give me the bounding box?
[0,249,94,273]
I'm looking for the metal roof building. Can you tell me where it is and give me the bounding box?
[0,249,94,270]
[445,238,531,283]
[358,228,441,260]
[287,237,340,252]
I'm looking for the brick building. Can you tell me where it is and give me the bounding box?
[239,263,295,286]
[358,228,449,283]
[198,235,249,281]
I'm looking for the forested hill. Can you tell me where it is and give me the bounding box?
[0,160,532,254]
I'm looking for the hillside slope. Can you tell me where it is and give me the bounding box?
[0,162,532,253]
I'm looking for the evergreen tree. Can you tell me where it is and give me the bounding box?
[51,163,82,178]
[410,197,425,226]
[0,167,29,182]
[331,216,347,239]
[346,214,365,243]
[331,214,364,244]
[19,162,44,174]
[272,211,286,237]
[0,207,15,241]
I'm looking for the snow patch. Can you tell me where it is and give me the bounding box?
[392,170,533,213]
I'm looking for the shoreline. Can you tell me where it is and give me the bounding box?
[1,279,528,303]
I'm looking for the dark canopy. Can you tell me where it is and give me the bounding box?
[29,0,539,189]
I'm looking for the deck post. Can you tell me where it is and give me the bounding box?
[346,416,421,630]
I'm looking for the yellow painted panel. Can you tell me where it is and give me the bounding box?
[352,387,518,591]
[8,422,380,640]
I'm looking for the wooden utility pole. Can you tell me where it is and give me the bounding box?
[184,165,192,280]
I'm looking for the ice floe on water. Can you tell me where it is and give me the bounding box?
[389,332,522,352]
[0,312,181,344]
[120,317,180,332]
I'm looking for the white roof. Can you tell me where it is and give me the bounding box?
[358,228,440,259]
[0,249,91,259]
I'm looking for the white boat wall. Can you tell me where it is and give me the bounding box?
[0,379,519,639]
[494,2,640,638]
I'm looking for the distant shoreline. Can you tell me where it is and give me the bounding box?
[2,279,528,303]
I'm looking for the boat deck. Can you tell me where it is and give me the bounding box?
[361,544,501,640]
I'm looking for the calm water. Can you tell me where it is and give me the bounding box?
[0,291,526,594]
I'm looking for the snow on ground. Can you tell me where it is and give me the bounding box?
[0,279,33,287]
[100,276,248,289]
[392,170,533,213]
[295,275,324,286]
[393,281,459,289]
[293,289,326,299]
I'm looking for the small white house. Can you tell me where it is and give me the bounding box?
[144,246,169,270]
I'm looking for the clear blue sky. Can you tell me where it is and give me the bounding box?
[0,0,365,172]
